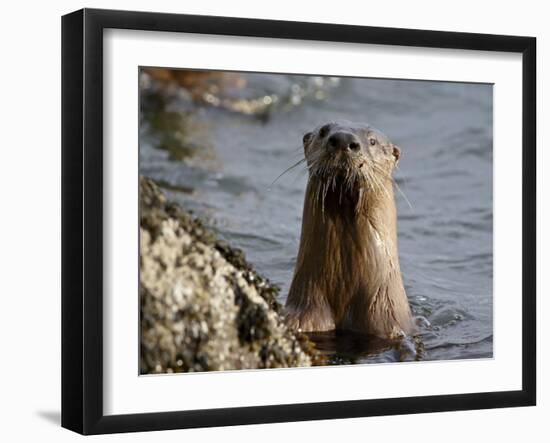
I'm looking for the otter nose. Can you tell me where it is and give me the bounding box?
[328,132,361,152]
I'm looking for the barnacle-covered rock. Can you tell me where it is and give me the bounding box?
[139,177,318,373]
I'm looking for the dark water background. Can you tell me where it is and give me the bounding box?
[139,71,493,364]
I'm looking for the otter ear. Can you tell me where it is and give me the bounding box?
[391,144,401,164]
[302,132,313,152]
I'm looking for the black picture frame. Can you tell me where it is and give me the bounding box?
[61,8,537,435]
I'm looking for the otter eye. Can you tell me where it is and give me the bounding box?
[369,138,377,146]
[319,125,330,138]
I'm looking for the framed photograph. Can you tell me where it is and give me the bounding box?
[61,8,536,435]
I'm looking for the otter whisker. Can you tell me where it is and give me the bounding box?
[371,163,413,210]
[355,187,363,214]
[364,167,388,201]
[394,181,414,210]
[322,180,328,215]
[268,158,307,189]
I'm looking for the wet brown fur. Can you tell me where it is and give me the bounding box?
[285,122,414,339]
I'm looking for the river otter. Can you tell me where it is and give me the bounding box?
[285,121,414,339]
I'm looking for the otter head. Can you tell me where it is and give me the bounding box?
[302,121,401,211]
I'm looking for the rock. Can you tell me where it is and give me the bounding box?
[139,177,318,373]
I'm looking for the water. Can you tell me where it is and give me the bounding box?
[139,71,493,364]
